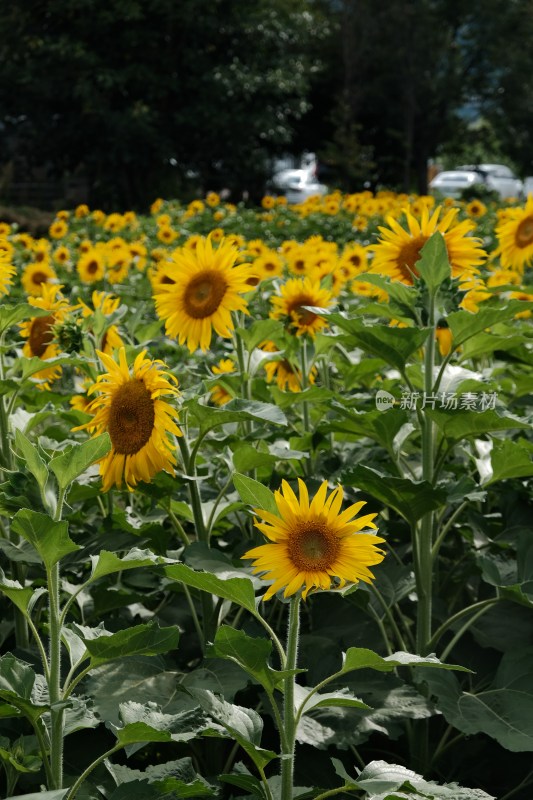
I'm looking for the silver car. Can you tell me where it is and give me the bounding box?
[430,163,524,200]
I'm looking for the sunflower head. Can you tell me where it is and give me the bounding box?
[242,479,385,600]
[153,236,252,352]
[269,276,333,338]
[75,347,182,491]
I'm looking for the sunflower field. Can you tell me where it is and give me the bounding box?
[1,189,533,800]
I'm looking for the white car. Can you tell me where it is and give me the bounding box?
[430,163,524,200]
[270,168,328,204]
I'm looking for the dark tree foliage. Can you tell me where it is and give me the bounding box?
[0,0,325,208]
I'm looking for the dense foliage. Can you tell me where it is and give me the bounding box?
[1,188,533,799]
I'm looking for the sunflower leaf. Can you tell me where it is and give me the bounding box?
[326,316,430,372]
[339,648,470,676]
[49,433,111,490]
[164,563,258,614]
[82,622,179,667]
[186,398,286,435]
[416,231,451,292]
[13,429,49,490]
[11,509,80,571]
[448,300,533,347]
[233,473,278,517]
[207,626,295,693]
[0,303,51,335]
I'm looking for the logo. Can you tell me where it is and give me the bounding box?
[375,390,395,412]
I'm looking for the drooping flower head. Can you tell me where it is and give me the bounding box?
[371,205,487,285]
[242,479,385,600]
[153,236,252,352]
[495,194,533,272]
[75,347,181,491]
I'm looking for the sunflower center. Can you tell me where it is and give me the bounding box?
[31,270,50,286]
[288,522,339,571]
[29,314,55,357]
[183,270,227,318]
[87,260,99,274]
[396,235,428,281]
[108,379,155,455]
[288,295,318,325]
[350,254,361,266]
[515,217,533,248]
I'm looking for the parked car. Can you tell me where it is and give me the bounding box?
[429,163,524,200]
[269,169,328,204]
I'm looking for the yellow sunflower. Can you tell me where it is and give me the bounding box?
[269,276,333,338]
[253,250,284,280]
[49,219,68,240]
[77,248,106,283]
[209,358,236,405]
[261,341,317,393]
[465,199,487,218]
[495,195,533,272]
[21,261,58,296]
[19,285,71,390]
[339,243,369,278]
[0,254,15,297]
[153,236,252,352]
[371,205,487,285]
[242,479,385,600]
[75,348,181,491]
[78,290,125,355]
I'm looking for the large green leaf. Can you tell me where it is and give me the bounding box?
[49,433,111,490]
[0,654,48,722]
[341,464,446,527]
[326,315,430,372]
[427,408,530,441]
[352,759,495,799]
[207,626,291,693]
[14,429,48,491]
[233,472,278,517]
[0,303,50,335]
[164,563,258,615]
[11,509,80,571]
[186,398,286,436]
[83,622,179,667]
[236,319,284,352]
[187,688,277,771]
[448,301,533,347]
[486,439,533,485]
[416,231,451,292]
[340,648,470,677]
[0,570,45,617]
[111,700,211,748]
[90,548,174,582]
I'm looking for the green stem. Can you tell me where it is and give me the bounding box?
[163,500,191,546]
[31,718,54,788]
[281,596,300,800]
[313,787,356,800]
[368,584,410,653]
[440,599,499,661]
[431,500,469,561]
[177,435,207,543]
[300,338,311,434]
[47,563,64,789]
[428,598,499,655]
[64,743,123,800]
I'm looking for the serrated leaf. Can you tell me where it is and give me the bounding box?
[486,439,533,485]
[353,759,495,799]
[0,654,48,722]
[90,548,174,582]
[14,429,48,490]
[341,464,446,527]
[0,570,37,616]
[11,509,80,571]
[186,398,286,436]
[327,315,430,372]
[448,301,533,347]
[164,563,258,615]
[207,626,292,693]
[233,472,278,517]
[0,303,50,334]
[49,433,111,490]
[427,408,530,440]
[236,319,284,352]
[188,688,276,771]
[296,684,370,714]
[340,648,469,677]
[83,622,179,667]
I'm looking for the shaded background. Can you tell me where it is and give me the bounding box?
[1,0,532,209]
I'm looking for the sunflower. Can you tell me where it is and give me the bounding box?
[339,243,369,278]
[261,341,317,393]
[0,254,15,297]
[19,285,71,390]
[269,276,333,338]
[242,479,385,600]
[49,219,68,240]
[495,195,533,272]
[253,250,284,280]
[153,236,252,352]
[79,290,125,355]
[465,199,487,218]
[371,205,487,285]
[21,261,58,296]
[209,358,236,405]
[75,348,181,491]
[77,248,106,283]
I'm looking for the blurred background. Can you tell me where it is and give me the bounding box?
[0,0,532,211]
